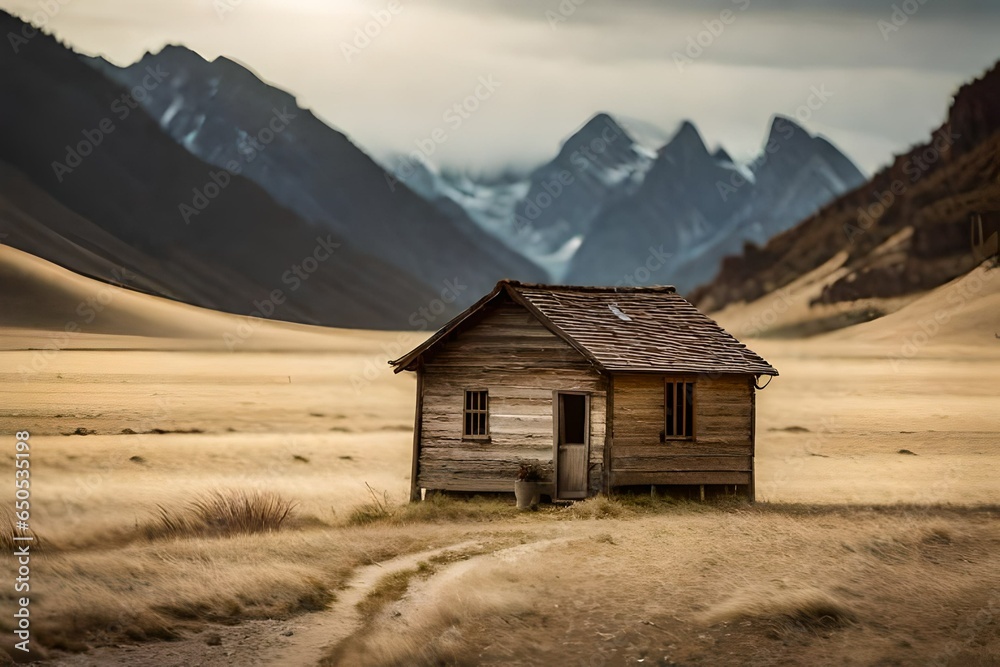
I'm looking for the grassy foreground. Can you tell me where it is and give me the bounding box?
[3,494,999,666]
[0,341,997,665]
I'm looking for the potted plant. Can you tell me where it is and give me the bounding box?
[514,462,542,510]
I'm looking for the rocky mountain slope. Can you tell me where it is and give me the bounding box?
[397,111,863,288]
[565,116,865,290]
[389,114,666,277]
[2,7,873,328]
[0,11,456,329]
[692,61,1000,331]
[510,113,659,254]
[86,44,545,304]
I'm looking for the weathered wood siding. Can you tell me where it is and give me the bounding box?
[418,300,606,494]
[611,374,754,487]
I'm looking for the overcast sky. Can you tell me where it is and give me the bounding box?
[4,0,999,175]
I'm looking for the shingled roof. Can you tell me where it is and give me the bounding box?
[390,280,778,376]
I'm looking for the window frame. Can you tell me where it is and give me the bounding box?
[462,388,490,441]
[663,379,695,441]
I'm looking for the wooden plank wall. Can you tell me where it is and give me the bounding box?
[418,300,607,494]
[611,374,754,487]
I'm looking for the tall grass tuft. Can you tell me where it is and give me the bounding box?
[701,586,857,632]
[347,492,519,526]
[348,483,395,526]
[143,489,297,540]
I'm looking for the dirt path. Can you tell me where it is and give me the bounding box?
[253,540,484,666]
[46,540,483,667]
[272,537,568,666]
[46,536,571,667]
[400,538,568,609]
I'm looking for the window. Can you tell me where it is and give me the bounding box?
[463,390,489,439]
[664,381,694,439]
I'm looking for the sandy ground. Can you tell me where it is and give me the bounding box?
[1,347,421,539]
[2,337,995,542]
[711,254,1000,346]
[750,341,999,504]
[0,331,996,665]
[0,247,998,665]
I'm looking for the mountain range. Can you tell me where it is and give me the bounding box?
[568,115,864,290]
[391,111,865,291]
[86,46,544,304]
[692,61,1000,337]
[0,10,541,330]
[4,8,946,335]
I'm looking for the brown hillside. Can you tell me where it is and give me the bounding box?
[692,62,1000,318]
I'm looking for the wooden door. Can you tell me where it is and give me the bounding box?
[555,392,589,499]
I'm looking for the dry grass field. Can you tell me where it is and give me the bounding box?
[1,249,999,665]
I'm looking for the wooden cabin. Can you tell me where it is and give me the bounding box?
[390,281,777,502]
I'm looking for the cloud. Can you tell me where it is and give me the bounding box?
[2,0,997,174]
[429,0,1000,22]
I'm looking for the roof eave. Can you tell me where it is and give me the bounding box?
[603,367,779,376]
[388,280,610,375]
[388,279,780,378]
[388,281,509,373]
